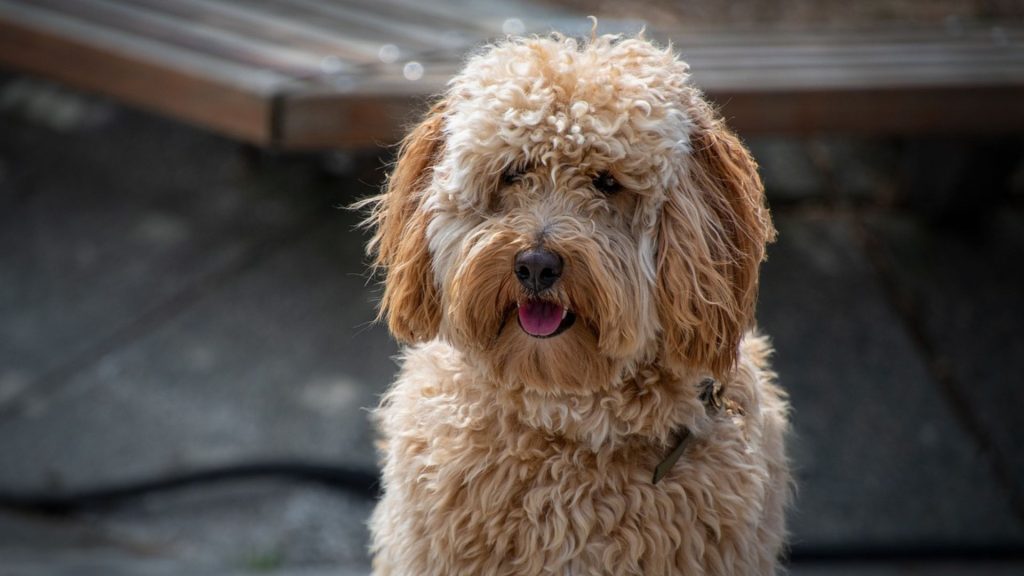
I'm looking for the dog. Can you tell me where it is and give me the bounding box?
[363,32,790,575]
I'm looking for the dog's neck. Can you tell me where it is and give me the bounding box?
[489,361,718,452]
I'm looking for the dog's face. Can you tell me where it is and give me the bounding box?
[368,36,774,391]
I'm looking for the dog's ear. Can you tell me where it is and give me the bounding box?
[656,102,776,376]
[366,101,446,343]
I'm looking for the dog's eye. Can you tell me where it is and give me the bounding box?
[592,172,621,195]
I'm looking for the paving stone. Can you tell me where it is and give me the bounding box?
[757,213,1024,548]
[0,206,395,490]
[0,86,388,574]
[0,99,341,414]
[865,211,1024,507]
[89,481,373,568]
[0,482,373,574]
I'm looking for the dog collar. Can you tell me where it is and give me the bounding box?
[652,378,723,484]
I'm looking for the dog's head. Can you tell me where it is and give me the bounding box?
[366,35,774,390]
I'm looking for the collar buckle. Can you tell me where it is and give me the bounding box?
[652,378,723,485]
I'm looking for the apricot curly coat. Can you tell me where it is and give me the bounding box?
[363,33,791,575]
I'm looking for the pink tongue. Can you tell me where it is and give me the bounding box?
[518,300,565,337]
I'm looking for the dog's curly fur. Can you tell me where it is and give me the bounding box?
[363,33,791,575]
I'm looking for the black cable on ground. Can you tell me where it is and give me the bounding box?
[0,460,379,515]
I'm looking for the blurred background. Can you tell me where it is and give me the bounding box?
[0,1,1022,575]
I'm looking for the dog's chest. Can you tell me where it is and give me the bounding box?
[417,415,729,575]
[374,340,787,575]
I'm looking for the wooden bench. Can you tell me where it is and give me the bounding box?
[672,24,1024,136]
[0,0,581,148]
[1,0,1023,149]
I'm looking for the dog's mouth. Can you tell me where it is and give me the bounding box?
[516,299,576,338]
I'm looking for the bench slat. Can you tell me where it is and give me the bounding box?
[28,0,328,78]
[0,0,283,143]
[124,0,385,64]
[667,24,1023,47]
[680,43,1024,65]
[339,0,511,35]
[229,0,479,52]
[716,85,1024,135]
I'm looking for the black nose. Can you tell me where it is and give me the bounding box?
[514,248,563,292]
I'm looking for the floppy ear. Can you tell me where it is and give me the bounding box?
[365,101,446,343]
[657,102,776,376]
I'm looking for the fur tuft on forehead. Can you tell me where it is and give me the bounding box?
[439,34,697,193]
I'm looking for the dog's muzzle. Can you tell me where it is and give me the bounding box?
[513,248,576,338]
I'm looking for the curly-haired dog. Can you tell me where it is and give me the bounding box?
[364,33,790,575]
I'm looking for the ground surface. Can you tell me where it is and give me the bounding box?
[0,73,1022,575]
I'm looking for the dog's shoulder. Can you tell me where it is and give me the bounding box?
[392,340,464,393]
[376,340,494,437]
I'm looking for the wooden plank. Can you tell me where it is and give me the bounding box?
[0,0,280,144]
[25,0,327,78]
[670,25,1024,90]
[125,0,383,64]
[279,91,421,148]
[204,0,464,76]
[692,63,1024,91]
[678,43,1024,68]
[341,0,507,35]
[710,85,1024,135]
[661,23,1024,47]
[351,0,574,34]
[228,0,472,52]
